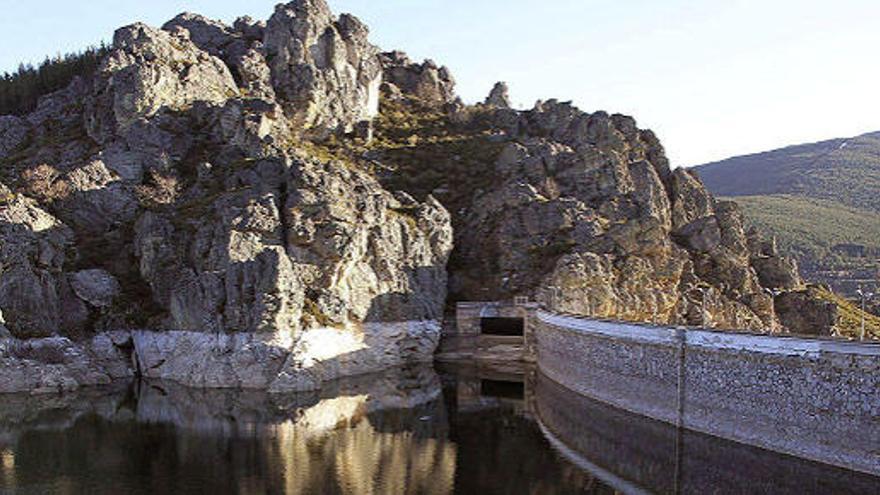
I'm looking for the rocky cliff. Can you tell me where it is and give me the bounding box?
[0,0,829,393]
[369,81,812,333]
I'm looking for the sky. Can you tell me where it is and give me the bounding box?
[1,0,879,166]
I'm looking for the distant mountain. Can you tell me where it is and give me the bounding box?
[721,194,880,273]
[692,133,880,299]
[694,131,880,213]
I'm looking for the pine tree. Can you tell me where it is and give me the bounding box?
[0,44,109,117]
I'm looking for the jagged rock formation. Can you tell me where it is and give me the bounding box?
[0,0,838,393]
[264,0,382,135]
[421,96,804,330]
[0,0,449,392]
[484,82,510,108]
[379,51,457,107]
[374,84,815,332]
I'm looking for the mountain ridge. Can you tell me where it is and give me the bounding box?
[692,131,880,307]
[693,129,880,213]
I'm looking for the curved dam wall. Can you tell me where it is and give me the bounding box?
[532,373,880,494]
[532,310,880,476]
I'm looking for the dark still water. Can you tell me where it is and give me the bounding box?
[0,363,878,494]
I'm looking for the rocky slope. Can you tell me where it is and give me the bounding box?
[0,0,834,393]
[692,133,880,301]
[367,84,817,334]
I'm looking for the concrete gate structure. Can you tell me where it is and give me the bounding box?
[437,300,538,363]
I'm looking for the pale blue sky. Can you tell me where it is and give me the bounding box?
[1,0,879,166]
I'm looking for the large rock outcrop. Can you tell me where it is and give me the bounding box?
[379,51,457,107]
[442,99,793,330]
[0,0,840,394]
[88,22,239,140]
[374,86,807,332]
[264,0,382,135]
[131,151,451,335]
[0,0,451,392]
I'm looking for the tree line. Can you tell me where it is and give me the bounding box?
[0,44,109,117]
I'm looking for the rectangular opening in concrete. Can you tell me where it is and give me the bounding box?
[480,379,525,400]
[480,317,524,336]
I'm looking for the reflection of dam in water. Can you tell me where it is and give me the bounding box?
[1,362,878,493]
[532,371,880,495]
[445,300,880,480]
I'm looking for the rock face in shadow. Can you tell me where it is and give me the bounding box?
[0,186,74,338]
[774,289,838,336]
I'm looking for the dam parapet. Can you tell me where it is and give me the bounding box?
[531,309,880,476]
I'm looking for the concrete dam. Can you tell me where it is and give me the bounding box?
[439,300,880,477]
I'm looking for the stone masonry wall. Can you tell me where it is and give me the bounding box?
[533,310,880,476]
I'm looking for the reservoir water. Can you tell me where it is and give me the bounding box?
[0,363,877,494]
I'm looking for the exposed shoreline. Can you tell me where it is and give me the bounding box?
[0,321,440,394]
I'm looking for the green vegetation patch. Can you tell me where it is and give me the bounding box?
[0,45,109,116]
[369,96,506,215]
[810,285,880,340]
[725,194,880,274]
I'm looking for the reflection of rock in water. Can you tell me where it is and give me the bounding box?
[534,372,880,495]
[133,364,445,433]
[0,382,132,448]
[0,365,457,494]
[274,415,455,495]
[134,365,457,494]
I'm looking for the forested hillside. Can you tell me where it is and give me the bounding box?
[726,195,880,268]
[694,131,880,213]
[693,133,880,302]
[0,45,107,116]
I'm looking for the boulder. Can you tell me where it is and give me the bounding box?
[0,337,115,394]
[163,13,277,101]
[774,289,837,336]
[670,168,715,231]
[162,12,235,57]
[752,255,803,290]
[224,41,277,100]
[129,325,439,391]
[264,0,382,134]
[88,22,238,141]
[379,51,457,106]
[69,269,121,308]
[485,82,511,108]
[233,16,266,41]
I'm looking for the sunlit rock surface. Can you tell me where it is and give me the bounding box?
[0,0,452,393]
